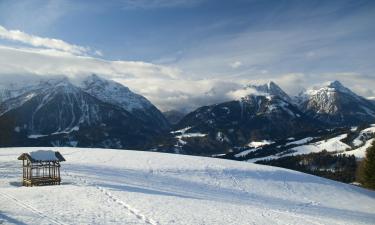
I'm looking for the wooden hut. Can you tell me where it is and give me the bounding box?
[17,150,66,186]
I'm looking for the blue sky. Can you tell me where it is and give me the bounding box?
[0,0,374,110]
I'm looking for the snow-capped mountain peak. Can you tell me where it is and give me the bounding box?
[328,80,343,88]
[81,74,152,112]
[81,74,170,129]
[297,80,375,125]
[303,80,356,97]
[245,81,291,102]
[0,75,170,148]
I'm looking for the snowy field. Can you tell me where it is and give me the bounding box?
[1,147,375,225]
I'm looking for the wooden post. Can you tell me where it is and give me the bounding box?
[57,163,61,185]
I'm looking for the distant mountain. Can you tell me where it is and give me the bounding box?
[163,110,187,125]
[296,81,375,126]
[2,76,375,156]
[368,97,375,106]
[0,76,169,148]
[81,74,170,130]
[166,82,321,155]
[247,81,292,102]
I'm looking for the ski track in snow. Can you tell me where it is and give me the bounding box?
[1,147,375,225]
[0,191,66,225]
[65,172,158,225]
[202,161,325,225]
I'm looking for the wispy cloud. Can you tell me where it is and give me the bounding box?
[0,45,180,79]
[0,25,93,56]
[227,88,260,100]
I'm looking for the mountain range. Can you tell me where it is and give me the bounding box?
[166,80,375,155]
[0,75,169,148]
[1,75,375,155]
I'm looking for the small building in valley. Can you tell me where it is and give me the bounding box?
[17,150,66,186]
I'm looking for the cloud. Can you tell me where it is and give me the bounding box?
[227,88,261,100]
[0,45,180,79]
[1,2,375,113]
[1,43,374,113]
[0,25,93,56]
[230,61,242,69]
[116,77,243,111]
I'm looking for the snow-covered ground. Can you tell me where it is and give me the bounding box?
[245,134,352,162]
[285,137,314,146]
[340,138,375,158]
[353,125,375,147]
[247,140,274,148]
[286,134,350,156]
[1,147,375,225]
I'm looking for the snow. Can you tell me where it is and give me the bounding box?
[172,126,205,138]
[340,138,375,159]
[297,81,354,115]
[248,140,274,148]
[234,148,259,158]
[245,82,291,102]
[28,134,48,139]
[177,139,187,145]
[175,133,207,138]
[81,75,153,112]
[235,140,275,157]
[51,126,80,135]
[247,155,281,163]
[27,126,80,139]
[351,126,358,132]
[251,134,350,161]
[1,147,375,225]
[285,137,314,146]
[170,126,191,134]
[287,134,350,156]
[216,132,229,142]
[171,127,206,150]
[353,126,375,147]
[29,150,59,161]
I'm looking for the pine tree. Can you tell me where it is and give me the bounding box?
[357,141,375,189]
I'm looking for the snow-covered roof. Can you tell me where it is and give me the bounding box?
[18,150,66,162]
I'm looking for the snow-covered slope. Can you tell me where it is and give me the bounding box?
[235,125,375,162]
[245,133,351,162]
[0,147,374,225]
